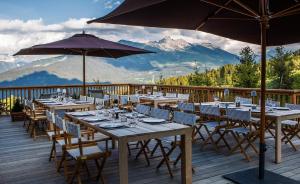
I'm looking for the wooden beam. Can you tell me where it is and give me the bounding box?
[271,3,300,18]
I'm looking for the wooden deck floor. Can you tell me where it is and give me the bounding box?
[1,116,300,184]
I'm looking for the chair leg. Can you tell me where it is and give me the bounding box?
[49,139,56,162]
[201,126,219,151]
[150,142,159,157]
[68,160,82,184]
[96,158,107,183]
[230,132,251,161]
[156,140,173,177]
[83,160,90,178]
[135,140,150,166]
[58,148,66,172]
[127,143,132,156]
[174,152,182,166]
[157,144,177,169]
[193,125,205,141]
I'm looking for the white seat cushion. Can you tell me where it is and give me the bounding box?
[67,145,103,159]
[229,127,250,134]
[282,120,298,126]
[46,130,64,138]
[204,121,226,128]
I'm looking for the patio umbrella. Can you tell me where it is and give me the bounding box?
[88,0,300,183]
[14,32,153,95]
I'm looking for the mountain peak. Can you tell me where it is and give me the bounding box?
[148,36,191,51]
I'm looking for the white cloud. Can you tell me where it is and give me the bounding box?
[0,18,298,63]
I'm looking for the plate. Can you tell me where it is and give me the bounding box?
[70,112,91,116]
[99,123,124,129]
[82,117,108,122]
[142,118,165,123]
[47,103,63,105]
[242,104,254,107]
[273,107,290,111]
[124,113,145,118]
[75,101,90,104]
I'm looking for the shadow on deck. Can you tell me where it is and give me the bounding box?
[1,116,300,184]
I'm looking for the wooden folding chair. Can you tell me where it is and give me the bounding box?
[63,121,111,184]
[220,109,259,161]
[199,105,230,151]
[281,103,300,151]
[46,110,65,163]
[27,102,47,140]
[177,102,203,141]
[135,108,170,166]
[156,111,197,177]
[126,104,151,155]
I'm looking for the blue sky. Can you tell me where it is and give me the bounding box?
[0,0,121,23]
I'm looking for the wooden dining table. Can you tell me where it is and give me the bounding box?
[34,99,95,113]
[200,102,300,164]
[138,95,188,108]
[65,110,193,184]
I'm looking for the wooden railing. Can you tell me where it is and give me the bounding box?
[1,83,300,112]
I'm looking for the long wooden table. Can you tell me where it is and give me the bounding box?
[35,99,95,113]
[139,95,188,108]
[200,102,300,163]
[65,111,193,184]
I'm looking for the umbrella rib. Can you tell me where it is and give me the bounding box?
[270,3,300,19]
[196,0,233,30]
[199,0,256,18]
[232,0,259,17]
[271,6,300,19]
[208,17,256,21]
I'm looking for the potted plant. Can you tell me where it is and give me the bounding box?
[11,99,25,122]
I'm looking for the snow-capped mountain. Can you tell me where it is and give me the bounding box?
[0,37,239,86]
[147,36,191,51]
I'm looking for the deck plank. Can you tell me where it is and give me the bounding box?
[1,116,300,184]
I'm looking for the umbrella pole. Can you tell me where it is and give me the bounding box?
[83,53,86,96]
[259,17,267,180]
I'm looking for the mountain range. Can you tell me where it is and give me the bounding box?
[0,37,239,87]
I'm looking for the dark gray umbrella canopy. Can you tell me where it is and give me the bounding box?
[88,0,300,182]
[14,32,153,95]
[14,33,152,57]
[88,0,300,46]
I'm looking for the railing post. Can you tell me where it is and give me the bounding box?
[28,89,32,100]
[291,92,297,104]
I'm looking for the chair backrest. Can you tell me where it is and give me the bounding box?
[166,93,177,98]
[65,121,81,138]
[111,94,119,104]
[235,96,252,105]
[177,93,190,101]
[46,110,54,123]
[95,98,105,106]
[227,109,251,122]
[120,95,129,105]
[260,99,280,107]
[173,111,197,126]
[285,103,300,110]
[87,96,95,104]
[103,94,110,101]
[80,95,87,101]
[150,108,170,120]
[178,102,195,112]
[136,104,151,115]
[200,105,221,117]
[153,91,163,96]
[55,115,66,131]
[129,95,140,103]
